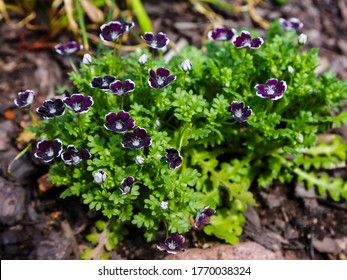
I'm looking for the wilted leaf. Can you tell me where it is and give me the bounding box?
[79,0,104,23]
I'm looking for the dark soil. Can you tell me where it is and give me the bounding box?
[1,0,347,260]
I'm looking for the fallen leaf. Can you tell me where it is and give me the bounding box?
[37,173,54,194]
[80,0,104,23]
[4,109,16,120]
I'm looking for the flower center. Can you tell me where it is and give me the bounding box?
[110,31,119,41]
[157,77,165,86]
[73,103,81,111]
[234,109,243,118]
[72,155,81,164]
[46,148,54,157]
[132,137,141,147]
[49,106,56,114]
[115,121,124,130]
[244,39,251,47]
[151,39,158,48]
[123,186,131,193]
[116,88,124,95]
[102,80,109,87]
[167,241,177,250]
[267,86,275,95]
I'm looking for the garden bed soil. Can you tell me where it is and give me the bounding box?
[1,0,347,260]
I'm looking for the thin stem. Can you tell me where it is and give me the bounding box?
[8,142,34,176]
[68,56,78,73]
[77,113,84,138]
[74,0,89,49]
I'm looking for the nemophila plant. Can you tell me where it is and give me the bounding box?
[18,19,347,258]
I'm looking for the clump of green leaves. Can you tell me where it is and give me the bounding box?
[27,21,347,257]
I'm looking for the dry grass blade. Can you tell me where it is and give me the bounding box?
[79,0,104,24]
[63,0,79,35]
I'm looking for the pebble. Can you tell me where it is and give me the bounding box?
[0,177,26,225]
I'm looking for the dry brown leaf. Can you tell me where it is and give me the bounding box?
[3,109,16,120]
[17,128,36,144]
[37,173,54,194]
[80,0,104,24]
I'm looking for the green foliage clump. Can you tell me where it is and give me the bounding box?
[26,21,347,257]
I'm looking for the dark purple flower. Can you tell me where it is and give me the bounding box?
[148,67,176,89]
[90,76,116,90]
[34,139,63,163]
[165,148,183,169]
[99,20,135,42]
[14,90,35,108]
[55,41,83,55]
[279,17,303,31]
[121,127,152,149]
[109,79,135,96]
[255,78,287,100]
[120,176,135,196]
[230,101,252,122]
[36,99,65,119]
[63,94,94,113]
[232,31,264,49]
[61,145,91,165]
[141,32,169,49]
[104,110,135,133]
[207,26,236,41]
[157,234,185,254]
[194,206,216,230]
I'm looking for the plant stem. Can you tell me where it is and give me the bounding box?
[77,113,84,138]
[68,56,78,73]
[74,0,89,50]
[7,142,34,176]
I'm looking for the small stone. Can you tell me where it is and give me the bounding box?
[0,177,26,225]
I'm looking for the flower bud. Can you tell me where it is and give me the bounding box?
[160,201,169,211]
[94,169,108,184]
[135,155,145,165]
[82,53,92,64]
[181,59,192,72]
[138,54,148,65]
[298,33,307,45]
[288,66,294,73]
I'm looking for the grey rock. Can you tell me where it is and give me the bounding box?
[0,177,26,225]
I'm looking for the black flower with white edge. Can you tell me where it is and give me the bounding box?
[194,206,216,230]
[165,148,183,169]
[148,67,176,89]
[34,139,63,163]
[141,32,169,49]
[120,176,135,196]
[90,75,116,90]
[157,234,185,254]
[122,127,152,149]
[99,20,135,42]
[279,17,303,31]
[61,145,91,165]
[55,41,83,55]
[14,90,35,108]
[94,169,108,184]
[36,99,65,119]
[109,79,135,96]
[63,94,94,114]
[255,78,287,100]
[104,110,135,133]
[230,101,253,122]
[232,31,264,49]
[207,26,236,41]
